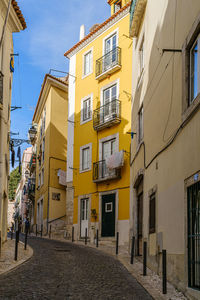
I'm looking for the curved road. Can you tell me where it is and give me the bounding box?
[0,236,152,300]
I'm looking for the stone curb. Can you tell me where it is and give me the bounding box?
[0,240,34,277]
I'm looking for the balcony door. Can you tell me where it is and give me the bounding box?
[103,84,117,120]
[101,138,116,178]
[104,33,117,71]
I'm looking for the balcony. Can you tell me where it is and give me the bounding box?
[93,160,121,183]
[29,154,36,174]
[130,0,147,37]
[93,99,121,131]
[96,47,121,80]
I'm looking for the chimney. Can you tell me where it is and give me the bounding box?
[79,24,85,41]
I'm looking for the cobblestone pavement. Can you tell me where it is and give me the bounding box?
[0,236,153,300]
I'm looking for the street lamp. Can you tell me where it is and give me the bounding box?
[28,124,37,144]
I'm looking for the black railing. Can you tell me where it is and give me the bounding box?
[93,160,121,182]
[93,99,121,130]
[96,47,121,78]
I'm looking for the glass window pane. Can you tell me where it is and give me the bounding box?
[191,41,198,102]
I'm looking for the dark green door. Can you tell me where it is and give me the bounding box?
[101,194,115,237]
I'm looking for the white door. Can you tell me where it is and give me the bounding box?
[104,34,117,71]
[80,198,89,237]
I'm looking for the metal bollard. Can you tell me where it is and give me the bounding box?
[24,229,28,250]
[14,231,19,261]
[85,228,87,245]
[116,232,119,255]
[72,226,74,242]
[162,249,167,294]
[41,224,43,237]
[96,229,99,248]
[143,241,147,276]
[11,230,13,240]
[130,236,135,264]
[49,225,51,239]
[36,224,37,237]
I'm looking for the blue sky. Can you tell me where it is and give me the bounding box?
[11,0,110,167]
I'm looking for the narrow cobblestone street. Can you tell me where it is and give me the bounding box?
[0,236,153,300]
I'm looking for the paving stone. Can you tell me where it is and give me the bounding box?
[0,235,153,300]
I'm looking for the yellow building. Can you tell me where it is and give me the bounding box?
[31,74,68,235]
[65,0,132,245]
[0,0,26,244]
[130,0,200,299]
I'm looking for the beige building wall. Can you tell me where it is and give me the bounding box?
[0,0,26,244]
[130,1,200,299]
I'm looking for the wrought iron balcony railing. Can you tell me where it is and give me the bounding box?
[93,160,121,183]
[93,99,121,130]
[96,47,121,79]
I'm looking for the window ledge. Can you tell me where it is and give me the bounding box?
[182,93,200,123]
[82,71,93,80]
[79,168,91,174]
[80,117,92,125]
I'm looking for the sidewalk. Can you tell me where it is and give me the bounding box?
[38,233,188,300]
[0,238,33,276]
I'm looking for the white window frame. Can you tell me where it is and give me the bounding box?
[114,0,122,13]
[82,47,93,78]
[102,28,119,56]
[100,79,120,106]
[189,34,200,104]
[80,143,92,173]
[99,133,119,161]
[80,94,93,125]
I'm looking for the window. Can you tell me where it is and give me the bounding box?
[39,144,42,167]
[103,84,117,118]
[82,147,89,170]
[42,137,45,162]
[138,106,143,143]
[81,94,93,124]
[41,168,44,186]
[84,50,92,76]
[83,98,91,121]
[114,0,121,13]
[40,119,43,139]
[38,173,41,188]
[80,143,92,172]
[104,33,117,71]
[149,193,156,234]
[182,14,200,116]
[190,35,200,103]
[43,108,46,131]
[139,38,144,74]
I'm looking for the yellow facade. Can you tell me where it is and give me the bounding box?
[65,1,132,245]
[0,0,26,243]
[32,75,68,234]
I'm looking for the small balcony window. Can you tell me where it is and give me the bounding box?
[190,35,200,104]
[114,0,122,13]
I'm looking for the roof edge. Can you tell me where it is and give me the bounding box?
[64,1,131,58]
[12,0,26,30]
